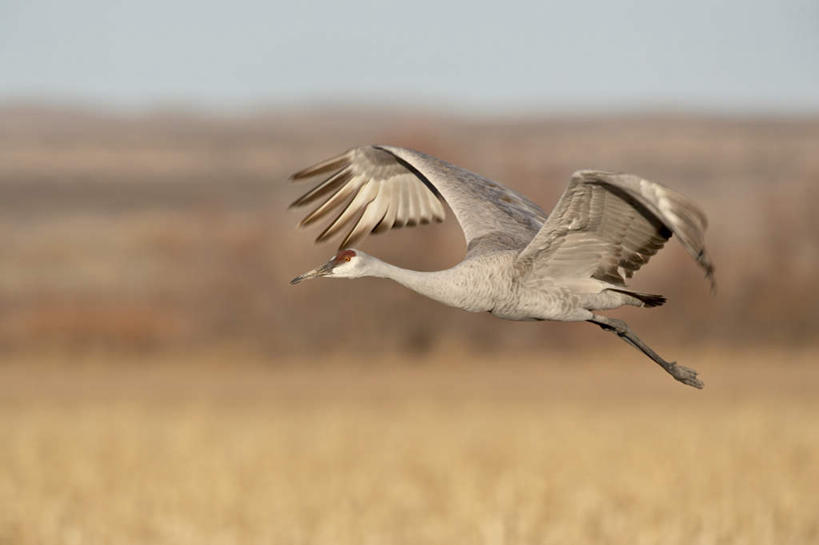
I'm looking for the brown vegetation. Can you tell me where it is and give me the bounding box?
[1,105,818,355]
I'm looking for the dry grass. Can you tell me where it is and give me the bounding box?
[1,348,818,544]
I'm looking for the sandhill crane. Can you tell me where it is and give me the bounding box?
[289,146,715,388]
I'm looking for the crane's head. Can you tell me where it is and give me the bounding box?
[290,249,365,285]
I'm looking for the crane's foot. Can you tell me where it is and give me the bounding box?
[665,362,704,389]
[589,315,704,389]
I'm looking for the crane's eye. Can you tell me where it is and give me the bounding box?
[335,249,356,263]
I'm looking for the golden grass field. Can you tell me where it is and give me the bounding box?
[1,347,817,545]
[1,107,817,544]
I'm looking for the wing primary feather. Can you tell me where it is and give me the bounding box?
[342,186,390,247]
[290,152,350,180]
[299,173,361,226]
[393,180,410,228]
[373,183,397,233]
[289,166,353,208]
[405,182,420,227]
[416,182,432,224]
[316,182,379,243]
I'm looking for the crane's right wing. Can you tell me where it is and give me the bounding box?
[515,170,715,289]
[289,146,547,254]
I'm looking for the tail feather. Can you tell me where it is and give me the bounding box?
[608,288,667,308]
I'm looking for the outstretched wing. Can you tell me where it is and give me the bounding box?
[516,170,715,288]
[289,146,547,253]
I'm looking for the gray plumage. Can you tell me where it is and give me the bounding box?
[289,146,715,388]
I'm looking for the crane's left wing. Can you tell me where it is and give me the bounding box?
[289,146,547,253]
[515,170,715,288]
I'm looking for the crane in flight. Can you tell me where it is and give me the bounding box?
[288,146,715,388]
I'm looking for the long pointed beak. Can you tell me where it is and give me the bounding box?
[290,261,333,285]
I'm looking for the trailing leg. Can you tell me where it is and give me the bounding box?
[588,314,704,389]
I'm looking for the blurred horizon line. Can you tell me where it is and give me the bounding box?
[3,95,819,121]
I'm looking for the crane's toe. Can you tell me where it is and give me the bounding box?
[669,362,704,389]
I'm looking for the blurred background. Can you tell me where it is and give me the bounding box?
[1,1,818,544]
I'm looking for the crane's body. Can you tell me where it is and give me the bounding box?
[289,146,715,388]
[328,250,642,322]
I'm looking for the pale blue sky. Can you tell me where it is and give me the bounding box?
[1,0,817,113]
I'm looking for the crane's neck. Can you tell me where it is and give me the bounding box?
[363,257,489,312]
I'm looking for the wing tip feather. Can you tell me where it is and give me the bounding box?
[290,152,352,181]
[697,249,717,294]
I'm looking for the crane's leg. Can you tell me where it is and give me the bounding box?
[588,315,704,389]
